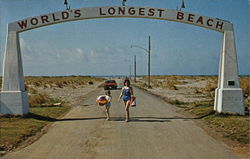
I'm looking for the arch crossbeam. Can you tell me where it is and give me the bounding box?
[9,6,232,33]
[1,6,244,115]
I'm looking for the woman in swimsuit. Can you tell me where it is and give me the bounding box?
[118,79,133,122]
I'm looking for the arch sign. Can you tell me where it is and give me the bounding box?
[0,6,245,115]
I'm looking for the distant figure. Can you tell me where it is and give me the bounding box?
[96,90,112,121]
[118,79,134,122]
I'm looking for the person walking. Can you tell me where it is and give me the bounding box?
[104,90,112,121]
[118,79,134,122]
[96,90,112,121]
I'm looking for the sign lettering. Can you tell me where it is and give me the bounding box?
[99,7,165,17]
[176,11,224,30]
[17,9,82,29]
[12,7,230,33]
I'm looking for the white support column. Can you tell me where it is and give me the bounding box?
[0,30,29,115]
[214,36,223,112]
[214,28,244,115]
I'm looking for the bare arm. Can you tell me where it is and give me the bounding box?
[109,96,112,102]
[130,87,134,96]
[118,87,124,101]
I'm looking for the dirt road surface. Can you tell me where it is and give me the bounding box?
[3,82,240,159]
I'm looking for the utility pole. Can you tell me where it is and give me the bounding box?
[148,36,151,88]
[131,35,152,88]
[129,64,131,80]
[134,55,136,82]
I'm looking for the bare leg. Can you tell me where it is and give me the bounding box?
[105,106,110,120]
[123,101,127,120]
[125,101,130,122]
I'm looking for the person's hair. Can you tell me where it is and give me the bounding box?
[105,90,111,96]
[124,79,130,86]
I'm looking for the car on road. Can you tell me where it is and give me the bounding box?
[104,80,117,90]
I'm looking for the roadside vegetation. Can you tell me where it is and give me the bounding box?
[25,76,104,89]
[134,75,250,145]
[0,76,104,155]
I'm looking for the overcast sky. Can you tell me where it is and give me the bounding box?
[0,0,249,76]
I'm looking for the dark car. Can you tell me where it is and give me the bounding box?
[104,80,117,90]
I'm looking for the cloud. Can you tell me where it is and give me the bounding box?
[94,46,128,56]
[18,38,135,75]
[49,48,90,64]
[20,38,32,53]
[20,39,91,64]
[89,50,99,58]
[75,48,89,61]
[20,38,37,63]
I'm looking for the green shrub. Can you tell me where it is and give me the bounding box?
[29,93,60,107]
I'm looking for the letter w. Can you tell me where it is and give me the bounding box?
[17,20,28,29]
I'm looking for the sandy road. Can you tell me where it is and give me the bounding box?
[3,84,240,159]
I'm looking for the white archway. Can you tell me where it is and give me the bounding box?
[0,6,244,115]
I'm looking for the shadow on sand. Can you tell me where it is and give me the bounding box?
[26,111,214,123]
[25,113,106,122]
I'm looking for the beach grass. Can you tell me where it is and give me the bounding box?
[134,75,250,145]
[0,76,104,154]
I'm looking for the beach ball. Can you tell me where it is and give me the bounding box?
[97,96,108,106]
